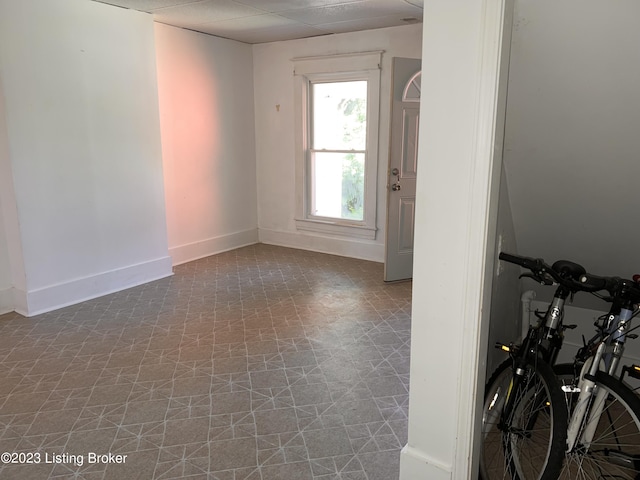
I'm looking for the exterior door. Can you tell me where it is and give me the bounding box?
[384,58,421,282]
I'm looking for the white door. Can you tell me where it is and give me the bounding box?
[384,58,421,282]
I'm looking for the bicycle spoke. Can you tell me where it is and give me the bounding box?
[480,357,567,480]
[558,375,640,480]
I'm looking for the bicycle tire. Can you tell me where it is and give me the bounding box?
[480,358,568,480]
[554,365,640,480]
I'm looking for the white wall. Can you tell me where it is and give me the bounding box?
[253,24,422,261]
[0,126,12,314]
[0,194,11,314]
[0,73,16,315]
[504,0,640,308]
[0,202,10,314]
[0,0,172,316]
[155,24,258,266]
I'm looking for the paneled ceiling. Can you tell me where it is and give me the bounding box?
[93,0,424,44]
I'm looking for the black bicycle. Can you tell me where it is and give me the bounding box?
[479,252,640,480]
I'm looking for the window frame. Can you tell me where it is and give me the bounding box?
[293,52,382,240]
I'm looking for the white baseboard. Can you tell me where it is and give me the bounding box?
[258,228,384,263]
[20,256,173,317]
[0,287,12,315]
[399,444,451,480]
[12,287,27,316]
[169,229,259,266]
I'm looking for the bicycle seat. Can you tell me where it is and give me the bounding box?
[551,260,586,279]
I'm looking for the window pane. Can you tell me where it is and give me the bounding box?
[311,152,365,221]
[312,81,367,150]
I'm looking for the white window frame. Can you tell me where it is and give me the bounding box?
[293,51,383,240]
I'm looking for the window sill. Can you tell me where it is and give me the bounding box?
[295,218,377,240]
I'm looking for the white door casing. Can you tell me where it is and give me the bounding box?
[399,0,513,478]
[384,59,421,282]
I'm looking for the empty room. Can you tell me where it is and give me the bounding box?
[2,1,639,479]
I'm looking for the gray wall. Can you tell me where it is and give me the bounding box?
[504,0,640,308]
[488,166,521,374]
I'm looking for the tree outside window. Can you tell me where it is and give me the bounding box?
[310,81,367,222]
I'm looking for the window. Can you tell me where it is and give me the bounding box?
[311,80,367,221]
[293,52,382,240]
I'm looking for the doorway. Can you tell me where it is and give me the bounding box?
[384,58,421,282]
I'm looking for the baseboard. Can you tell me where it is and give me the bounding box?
[399,444,451,480]
[0,287,12,315]
[258,228,384,263]
[169,229,259,266]
[12,287,28,316]
[22,256,174,317]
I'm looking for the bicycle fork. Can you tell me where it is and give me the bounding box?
[565,352,607,452]
[566,306,633,453]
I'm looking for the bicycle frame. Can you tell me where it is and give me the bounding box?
[535,287,572,366]
[566,301,638,452]
[495,283,574,443]
[498,284,571,372]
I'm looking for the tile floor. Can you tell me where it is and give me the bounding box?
[0,244,412,480]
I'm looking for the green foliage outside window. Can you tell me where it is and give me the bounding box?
[338,97,366,220]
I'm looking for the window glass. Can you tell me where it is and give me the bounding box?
[312,81,367,151]
[310,81,367,221]
[311,152,365,220]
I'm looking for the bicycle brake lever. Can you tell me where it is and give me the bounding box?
[519,272,554,286]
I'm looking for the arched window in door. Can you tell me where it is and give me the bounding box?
[402,70,421,102]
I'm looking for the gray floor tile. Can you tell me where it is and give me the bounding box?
[0,244,412,479]
[304,427,354,458]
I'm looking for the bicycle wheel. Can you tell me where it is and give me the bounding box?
[480,359,512,479]
[480,358,568,480]
[555,367,640,480]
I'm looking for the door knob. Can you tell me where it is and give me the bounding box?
[390,168,401,191]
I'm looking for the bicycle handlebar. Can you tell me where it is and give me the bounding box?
[583,275,640,304]
[499,252,640,301]
[498,252,590,291]
[498,252,542,272]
